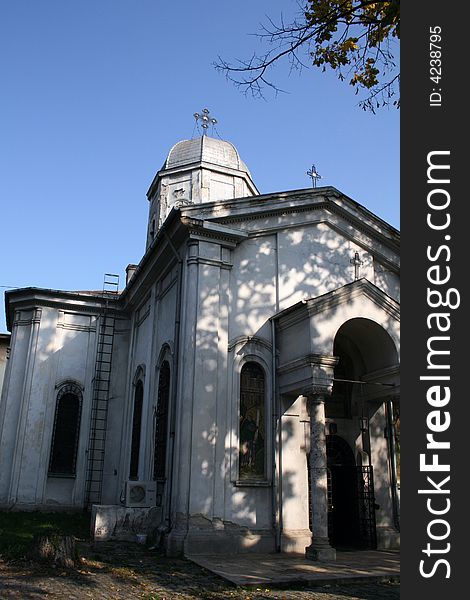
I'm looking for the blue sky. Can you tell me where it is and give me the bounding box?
[0,0,399,333]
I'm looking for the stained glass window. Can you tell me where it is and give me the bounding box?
[239,362,265,480]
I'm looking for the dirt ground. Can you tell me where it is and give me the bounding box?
[0,541,400,600]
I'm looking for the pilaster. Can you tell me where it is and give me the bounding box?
[8,308,42,504]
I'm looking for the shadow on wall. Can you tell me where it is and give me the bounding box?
[183,221,399,546]
[0,308,130,509]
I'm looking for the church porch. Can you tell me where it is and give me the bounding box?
[273,280,400,559]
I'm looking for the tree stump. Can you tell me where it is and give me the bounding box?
[31,533,79,567]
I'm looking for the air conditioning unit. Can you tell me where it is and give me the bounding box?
[124,480,157,508]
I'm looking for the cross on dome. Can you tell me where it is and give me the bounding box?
[194,108,217,135]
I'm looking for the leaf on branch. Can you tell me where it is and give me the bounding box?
[215,0,400,111]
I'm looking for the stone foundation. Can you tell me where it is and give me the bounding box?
[165,513,276,556]
[280,529,312,554]
[184,527,275,556]
[91,505,162,543]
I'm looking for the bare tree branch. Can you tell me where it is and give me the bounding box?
[215,0,400,110]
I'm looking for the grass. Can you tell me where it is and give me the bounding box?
[0,510,90,560]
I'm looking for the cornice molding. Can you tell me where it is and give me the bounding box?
[183,189,399,250]
[187,256,233,270]
[181,216,248,247]
[7,293,124,332]
[306,353,339,368]
[56,321,96,333]
[147,159,259,199]
[278,354,338,375]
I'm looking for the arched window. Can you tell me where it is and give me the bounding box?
[239,362,265,480]
[49,383,82,476]
[153,361,170,480]
[129,380,144,479]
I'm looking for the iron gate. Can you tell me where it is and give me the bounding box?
[308,461,377,549]
[355,465,377,549]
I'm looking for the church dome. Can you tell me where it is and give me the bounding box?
[163,136,251,176]
[146,133,259,248]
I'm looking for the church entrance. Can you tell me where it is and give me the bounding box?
[326,435,377,550]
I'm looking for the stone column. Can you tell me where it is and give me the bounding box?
[305,389,336,561]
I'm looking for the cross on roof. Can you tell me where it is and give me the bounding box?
[350,251,364,281]
[307,164,322,188]
[194,108,217,135]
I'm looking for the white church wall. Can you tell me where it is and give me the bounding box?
[43,309,98,508]
[310,296,400,359]
[171,238,265,547]
[116,267,179,508]
[170,245,198,530]
[277,224,351,311]
[0,306,99,508]
[146,274,178,488]
[0,335,10,395]
[280,395,311,553]
[369,402,394,528]
[374,263,400,302]
[155,272,178,348]
[0,312,33,504]
[119,293,153,487]
[13,307,59,506]
[224,343,273,534]
[101,318,131,505]
[230,486,272,528]
[210,172,235,201]
[188,258,226,518]
[230,235,277,339]
[1,134,400,556]
[276,314,310,371]
[132,294,153,369]
[178,217,399,544]
[229,220,398,346]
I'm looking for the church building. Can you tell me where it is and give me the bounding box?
[0,124,400,559]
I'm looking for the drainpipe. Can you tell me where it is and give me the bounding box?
[386,396,400,531]
[163,231,183,532]
[271,318,282,552]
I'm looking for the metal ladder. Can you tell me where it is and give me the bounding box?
[85,274,119,507]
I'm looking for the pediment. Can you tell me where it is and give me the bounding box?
[306,278,400,321]
[180,187,400,273]
[276,278,400,329]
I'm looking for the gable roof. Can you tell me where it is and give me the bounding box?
[272,278,400,324]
